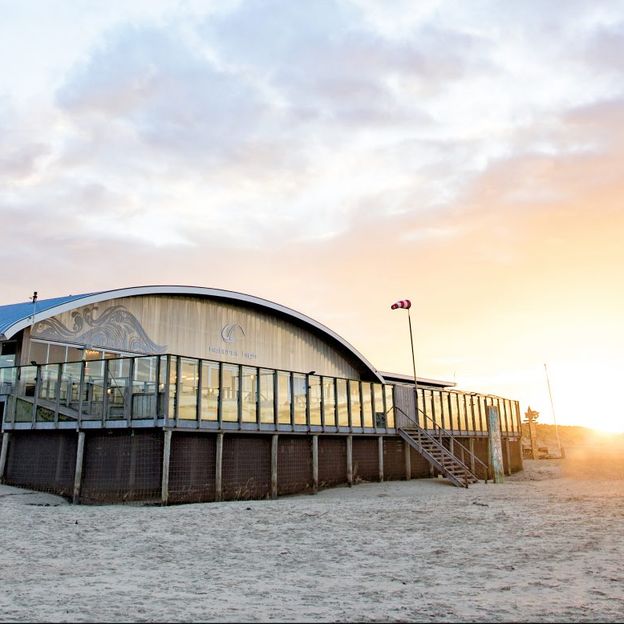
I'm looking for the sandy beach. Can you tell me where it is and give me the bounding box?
[1,450,623,623]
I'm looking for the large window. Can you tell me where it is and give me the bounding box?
[349,380,361,428]
[201,361,219,421]
[221,364,239,422]
[309,375,321,426]
[361,382,373,428]
[178,358,198,420]
[293,373,307,425]
[336,379,348,426]
[373,383,384,428]
[384,385,394,428]
[277,372,291,425]
[241,367,257,423]
[323,377,336,426]
[132,356,158,419]
[259,369,275,424]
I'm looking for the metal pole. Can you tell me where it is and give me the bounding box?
[26,291,38,364]
[406,308,419,419]
[544,363,562,457]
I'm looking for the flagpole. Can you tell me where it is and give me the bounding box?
[406,307,419,418]
[544,362,562,457]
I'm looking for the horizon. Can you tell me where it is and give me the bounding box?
[1,1,623,432]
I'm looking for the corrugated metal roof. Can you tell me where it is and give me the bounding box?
[0,293,99,338]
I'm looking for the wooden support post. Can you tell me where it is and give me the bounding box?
[404,439,411,480]
[346,435,353,486]
[487,406,505,483]
[505,438,512,476]
[312,435,319,493]
[215,432,224,502]
[469,437,476,475]
[271,434,278,500]
[0,432,10,482]
[378,436,384,482]
[161,430,172,505]
[72,431,86,504]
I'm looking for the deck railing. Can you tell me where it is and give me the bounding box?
[0,354,521,437]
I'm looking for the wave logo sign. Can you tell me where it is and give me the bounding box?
[221,323,246,343]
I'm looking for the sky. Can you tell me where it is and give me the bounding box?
[1,0,623,432]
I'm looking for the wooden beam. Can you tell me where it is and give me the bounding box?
[487,406,505,483]
[346,435,353,486]
[161,429,172,505]
[312,435,319,493]
[378,436,384,482]
[215,432,224,502]
[0,432,10,483]
[72,431,86,504]
[271,434,278,500]
[404,439,411,480]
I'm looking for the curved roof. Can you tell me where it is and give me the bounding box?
[0,285,383,382]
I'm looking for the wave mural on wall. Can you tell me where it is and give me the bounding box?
[32,305,167,354]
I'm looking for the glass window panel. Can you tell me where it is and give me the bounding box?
[384,385,394,428]
[322,377,336,426]
[107,358,130,420]
[277,372,291,425]
[336,379,348,427]
[433,392,444,429]
[200,361,219,421]
[158,356,168,418]
[293,373,307,425]
[59,361,82,407]
[67,347,83,363]
[309,375,321,426]
[373,383,384,428]
[349,380,361,428]
[0,341,17,368]
[221,364,240,422]
[47,344,66,364]
[29,341,48,365]
[178,358,198,420]
[449,394,459,431]
[503,400,511,433]
[361,382,373,428]
[456,394,465,432]
[241,366,257,423]
[131,357,157,419]
[38,363,60,402]
[416,388,425,419]
[481,396,488,428]
[84,349,103,361]
[422,389,432,426]
[478,396,487,431]
[16,366,36,421]
[168,356,178,419]
[259,369,275,424]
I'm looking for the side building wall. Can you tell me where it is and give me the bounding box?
[1,429,524,504]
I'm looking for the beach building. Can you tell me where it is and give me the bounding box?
[0,285,522,503]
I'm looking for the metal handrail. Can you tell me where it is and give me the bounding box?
[416,406,490,479]
[395,405,489,483]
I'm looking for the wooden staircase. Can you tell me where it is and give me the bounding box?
[394,405,489,488]
[399,427,480,488]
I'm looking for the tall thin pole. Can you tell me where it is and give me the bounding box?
[407,308,419,419]
[27,291,38,364]
[544,363,562,457]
